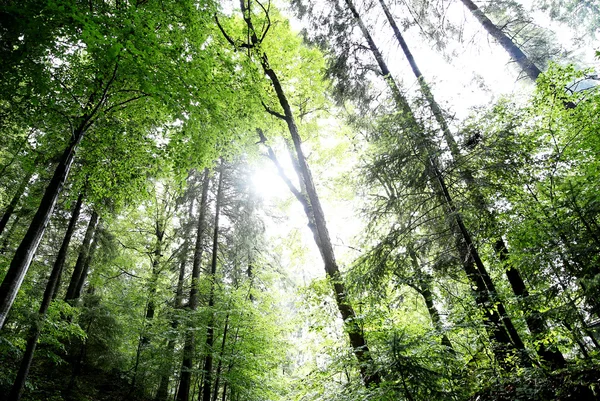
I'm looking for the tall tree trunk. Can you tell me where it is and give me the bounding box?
[0,214,21,254]
[8,193,84,401]
[155,243,189,401]
[247,26,382,385]
[65,209,99,302]
[133,210,168,392]
[177,169,211,401]
[0,169,34,237]
[377,0,460,157]
[201,161,224,401]
[494,240,566,367]
[343,0,525,359]
[0,120,87,329]
[72,226,100,301]
[459,0,541,81]
[145,222,165,322]
[380,0,564,366]
[212,313,230,401]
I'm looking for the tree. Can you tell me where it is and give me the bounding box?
[177,169,210,401]
[217,1,382,387]
[459,0,543,82]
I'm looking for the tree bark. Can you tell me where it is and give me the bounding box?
[177,169,211,401]
[0,120,87,329]
[494,240,566,368]
[145,222,165,322]
[201,160,224,401]
[8,192,84,401]
[459,0,542,82]
[65,209,99,302]
[0,169,33,237]
[72,225,100,301]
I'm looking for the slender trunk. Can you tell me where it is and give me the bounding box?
[155,243,189,401]
[72,225,100,301]
[145,226,164,322]
[494,240,566,367]
[377,0,460,158]
[201,161,224,401]
[8,193,84,401]
[0,169,34,237]
[459,0,541,81]
[221,382,227,401]
[212,313,230,401]
[65,210,99,302]
[433,160,525,353]
[177,169,211,401]
[0,214,21,254]
[0,121,87,329]
[235,3,380,383]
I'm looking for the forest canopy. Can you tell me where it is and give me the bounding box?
[0,0,599,400]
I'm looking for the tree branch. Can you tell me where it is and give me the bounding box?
[261,100,286,120]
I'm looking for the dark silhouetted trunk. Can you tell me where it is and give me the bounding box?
[459,0,542,81]
[8,193,84,401]
[155,242,189,401]
[72,226,100,301]
[377,0,460,157]
[495,240,566,367]
[177,169,211,401]
[0,120,87,329]
[65,209,99,302]
[201,161,224,401]
[0,169,33,237]
[0,214,21,254]
[212,313,229,401]
[145,223,165,322]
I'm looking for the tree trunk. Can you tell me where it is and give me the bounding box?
[0,169,33,237]
[155,242,189,401]
[201,161,224,401]
[377,0,461,158]
[72,226,100,301]
[65,209,99,302]
[459,0,542,81]
[256,47,381,387]
[8,193,84,401]
[494,240,566,367]
[0,121,87,329]
[212,313,230,401]
[145,224,165,322]
[177,169,211,401]
[0,214,21,254]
